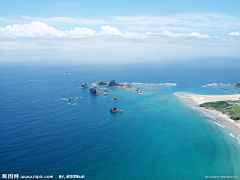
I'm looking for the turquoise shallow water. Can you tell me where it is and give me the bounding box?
[1,60,240,179]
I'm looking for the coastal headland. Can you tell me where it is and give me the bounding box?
[175,92,240,136]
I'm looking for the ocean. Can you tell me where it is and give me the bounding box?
[1,58,240,180]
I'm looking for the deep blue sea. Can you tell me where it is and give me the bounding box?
[1,59,240,180]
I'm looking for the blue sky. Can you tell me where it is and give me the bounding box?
[0,0,240,64]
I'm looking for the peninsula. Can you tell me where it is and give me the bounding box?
[175,92,240,135]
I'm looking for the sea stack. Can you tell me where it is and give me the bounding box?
[108,80,119,86]
[112,97,120,101]
[89,87,99,95]
[96,81,107,85]
[136,88,142,94]
[81,83,89,88]
[110,107,124,114]
[62,97,72,101]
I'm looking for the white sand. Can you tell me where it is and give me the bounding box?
[175,92,240,135]
[176,92,240,105]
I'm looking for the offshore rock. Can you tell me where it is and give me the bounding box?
[63,97,72,101]
[136,88,143,94]
[110,107,124,114]
[89,87,99,95]
[81,83,89,88]
[112,97,120,101]
[108,80,119,86]
[96,81,107,85]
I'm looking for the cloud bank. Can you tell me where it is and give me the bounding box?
[0,21,239,64]
[0,21,211,39]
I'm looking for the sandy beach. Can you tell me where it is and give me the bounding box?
[175,92,240,136]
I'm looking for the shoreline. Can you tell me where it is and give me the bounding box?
[175,92,240,138]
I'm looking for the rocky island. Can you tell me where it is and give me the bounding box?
[110,107,124,114]
[89,86,99,95]
[75,96,81,100]
[112,97,124,101]
[89,86,110,95]
[81,83,89,88]
[95,80,144,94]
[232,81,240,88]
[96,81,107,86]
[62,97,72,101]
[136,88,143,94]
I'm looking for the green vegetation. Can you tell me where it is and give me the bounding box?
[199,101,231,109]
[200,100,240,121]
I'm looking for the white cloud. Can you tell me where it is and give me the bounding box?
[0,22,149,39]
[0,21,96,38]
[160,30,210,38]
[97,25,147,39]
[188,32,210,38]
[1,21,240,64]
[98,25,122,36]
[20,13,240,35]
[66,27,95,37]
[0,21,65,37]
[1,21,210,40]
[229,31,240,36]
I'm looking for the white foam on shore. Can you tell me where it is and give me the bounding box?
[199,110,216,120]
[229,133,240,144]
[176,92,240,145]
[211,121,225,128]
[237,136,240,144]
[230,133,236,138]
[207,115,216,120]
